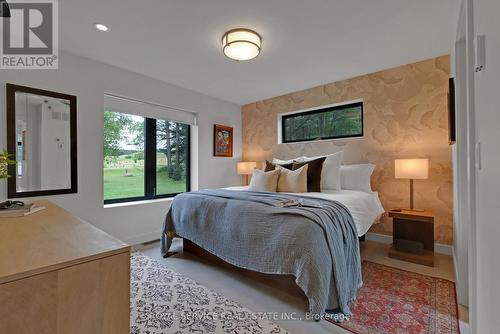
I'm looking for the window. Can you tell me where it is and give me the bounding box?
[103,111,190,204]
[103,112,146,201]
[281,101,363,143]
[156,120,189,196]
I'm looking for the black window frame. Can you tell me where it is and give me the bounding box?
[104,117,190,205]
[281,101,363,143]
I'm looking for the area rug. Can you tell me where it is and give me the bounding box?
[330,261,460,334]
[130,252,288,334]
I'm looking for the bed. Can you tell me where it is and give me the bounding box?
[226,186,385,237]
[161,187,384,318]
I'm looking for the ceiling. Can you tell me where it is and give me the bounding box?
[60,0,456,106]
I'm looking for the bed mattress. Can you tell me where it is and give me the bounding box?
[225,186,385,236]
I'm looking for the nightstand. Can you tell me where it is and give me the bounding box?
[388,209,434,267]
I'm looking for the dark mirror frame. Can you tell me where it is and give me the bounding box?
[6,84,78,198]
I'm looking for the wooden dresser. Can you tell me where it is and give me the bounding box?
[0,200,131,334]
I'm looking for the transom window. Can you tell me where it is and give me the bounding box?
[281,101,363,143]
[103,111,190,204]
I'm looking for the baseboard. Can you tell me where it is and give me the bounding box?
[365,232,453,256]
[122,231,161,245]
[459,320,470,334]
[365,232,393,244]
[435,243,453,256]
[126,231,455,254]
[452,246,459,283]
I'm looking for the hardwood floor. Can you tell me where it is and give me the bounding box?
[137,239,468,334]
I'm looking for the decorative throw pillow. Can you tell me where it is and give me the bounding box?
[303,151,344,190]
[292,157,326,192]
[340,163,376,192]
[264,160,293,172]
[248,169,280,192]
[277,164,308,193]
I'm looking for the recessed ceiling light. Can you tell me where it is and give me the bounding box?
[222,28,261,61]
[95,23,109,32]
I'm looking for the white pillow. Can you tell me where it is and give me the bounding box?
[272,156,306,165]
[340,164,375,192]
[303,151,344,190]
[249,169,280,192]
[293,156,307,163]
[277,164,308,193]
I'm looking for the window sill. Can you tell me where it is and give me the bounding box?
[279,135,364,145]
[104,197,173,209]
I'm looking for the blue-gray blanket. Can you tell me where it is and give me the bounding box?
[161,189,362,317]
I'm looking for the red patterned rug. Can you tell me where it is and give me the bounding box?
[330,261,460,334]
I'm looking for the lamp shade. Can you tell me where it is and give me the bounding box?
[237,162,257,175]
[395,159,429,179]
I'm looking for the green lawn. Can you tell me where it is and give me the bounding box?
[104,167,186,200]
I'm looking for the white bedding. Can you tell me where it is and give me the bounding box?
[225,186,385,236]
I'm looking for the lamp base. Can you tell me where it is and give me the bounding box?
[406,179,424,212]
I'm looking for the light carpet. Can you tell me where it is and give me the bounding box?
[131,252,289,334]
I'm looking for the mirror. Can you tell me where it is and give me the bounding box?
[6,84,77,198]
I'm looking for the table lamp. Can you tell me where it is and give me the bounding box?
[394,159,429,211]
[237,162,257,185]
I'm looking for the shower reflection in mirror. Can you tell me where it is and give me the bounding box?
[7,84,77,198]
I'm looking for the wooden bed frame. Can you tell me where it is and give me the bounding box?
[182,238,307,298]
[180,235,366,310]
[182,235,365,263]
[181,235,365,282]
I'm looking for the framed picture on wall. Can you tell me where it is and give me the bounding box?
[213,124,233,157]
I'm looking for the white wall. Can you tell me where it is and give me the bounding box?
[0,51,242,244]
[451,2,469,306]
[472,0,500,332]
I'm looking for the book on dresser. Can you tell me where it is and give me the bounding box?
[0,202,46,218]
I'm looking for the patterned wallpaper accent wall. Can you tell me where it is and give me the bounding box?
[241,55,453,244]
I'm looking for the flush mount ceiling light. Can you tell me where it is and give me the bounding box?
[222,28,261,61]
[95,23,109,32]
